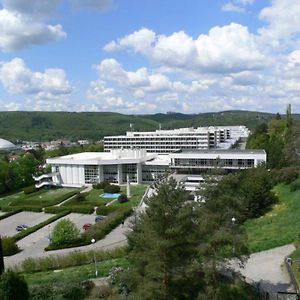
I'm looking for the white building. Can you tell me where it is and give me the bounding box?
[103,126,249,153]
[170,149,266,171]
[40,148,266,188]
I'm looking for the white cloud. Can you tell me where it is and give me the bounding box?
[0,0,66,52]
[0,58,72,106]
[222,3,245,13]
[104,23,266,74]
[259,0,300,43]
[70,0,113,11]
[2,0,62,19]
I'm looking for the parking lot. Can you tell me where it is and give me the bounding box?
[0,211,54,237]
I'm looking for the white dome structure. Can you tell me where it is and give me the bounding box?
[0,138,16,151]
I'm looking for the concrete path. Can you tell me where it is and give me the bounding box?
[229,244,296,299]
[4,187,153,270]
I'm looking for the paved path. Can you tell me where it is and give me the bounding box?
[229,244,296,299]
[4,187,153,270]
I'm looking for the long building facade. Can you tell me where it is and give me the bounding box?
[41,148,266,188]
[103,126,249,153]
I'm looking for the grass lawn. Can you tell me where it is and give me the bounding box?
[245,184,300,253]
[24,257,130,286]
[0,187,79,209]
[63,184,148,209]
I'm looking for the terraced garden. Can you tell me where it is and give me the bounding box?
[0,188,80,211]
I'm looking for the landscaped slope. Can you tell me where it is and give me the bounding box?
[245,184,300,253]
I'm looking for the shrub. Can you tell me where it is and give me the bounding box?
[1,206,42,212]
[272,167,299,184]
[1,237,19,256]
[96,205,117,216]
[44,206,70,214]
[104,184,121,193]
[93,182,109,189]
[75,192,85,202]
[23,185,37,194]
[290,178,300,192]
[21,247,128,273]
[0,270,29,300]
[51,219,80,247]
[118,193,129,203]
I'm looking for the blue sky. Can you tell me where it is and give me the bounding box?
[0,0,299,114]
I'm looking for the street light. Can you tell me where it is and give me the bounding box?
[91,238,98,277]
[231,217,236,224]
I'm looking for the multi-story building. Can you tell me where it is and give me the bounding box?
[39,148,266,188]
[103,126,249,153]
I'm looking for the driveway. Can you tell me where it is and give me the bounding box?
[229,244,296,299]
[0,212,54,237]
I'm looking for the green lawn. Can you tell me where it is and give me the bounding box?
[0,188,79,209]
[24,257,130,286]
[63,184,148,209]
[245,184,300,253]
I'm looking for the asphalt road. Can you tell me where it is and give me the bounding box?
[4,213,97,267]
[0,211,54,237]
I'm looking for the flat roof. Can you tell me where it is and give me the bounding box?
[173,149,266,155]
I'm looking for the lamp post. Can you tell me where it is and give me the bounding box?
[231,217,236,254]
[91,239,98,277]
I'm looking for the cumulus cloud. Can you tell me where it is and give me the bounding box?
[222,3,245,13]
[0,0,66,52]
[259,0,300,43]
[70,0,113,11]
[104,23,266,74]
[0,58,73,107]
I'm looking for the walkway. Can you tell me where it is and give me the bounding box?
[229,244,296,299]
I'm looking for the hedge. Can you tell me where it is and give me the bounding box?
[83,206,132,242]
[1,206,43,212]
[13,211,70,242]
[0,209,22,221]
[103,184,121,193]
[23,185,37,194]
[20,246,127,273]
[96,205,118,216]
[45,206,94,215]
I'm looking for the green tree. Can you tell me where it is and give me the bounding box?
[124,178,204,299]
[51,219,80,247]
[0,270,29,300]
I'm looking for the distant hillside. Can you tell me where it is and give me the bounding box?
[0,110,299,142]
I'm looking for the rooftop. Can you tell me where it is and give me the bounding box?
[173,149,266,155]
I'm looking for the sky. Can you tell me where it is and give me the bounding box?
[0,0,299,114]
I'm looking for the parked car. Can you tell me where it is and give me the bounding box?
[16,224,28,231]
[82,223,92,231]
[95,215,105,222]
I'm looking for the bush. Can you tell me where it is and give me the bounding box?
[23,185,37,194]
[1,237,19,256]
[104,184,121,193]
[272,167,299,184]
[44,206,70,214]
[1,206,42,212]
[75,192,85,202]
[29,281,94,300]
[51,219,80,247]
[118,193,129,203]
[0,270,29,300]
[93,182,109,189]
[21,247,128,273]
[290,178,300,192]
[96,205,117,216]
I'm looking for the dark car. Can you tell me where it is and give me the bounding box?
[16,224,28,231]
[95,215,105,223]
[82,223,92,231]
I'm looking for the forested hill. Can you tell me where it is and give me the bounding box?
[0,110,299,141]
